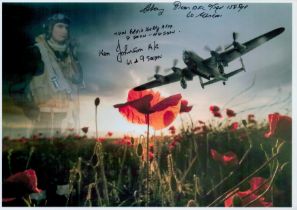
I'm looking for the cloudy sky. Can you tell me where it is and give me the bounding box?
[2,2,292,137]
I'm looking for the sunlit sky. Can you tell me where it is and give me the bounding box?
[2,2,293,138]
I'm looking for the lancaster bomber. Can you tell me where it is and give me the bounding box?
[133,27,285,91]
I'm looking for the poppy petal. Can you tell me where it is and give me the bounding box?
[210,149,222,162]
[150,94,182,112]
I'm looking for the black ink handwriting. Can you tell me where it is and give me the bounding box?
[172,2,249,19]
[140,3,165,16]
[116,39,144,63]
[98,49,110,56]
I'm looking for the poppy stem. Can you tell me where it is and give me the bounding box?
[180,115,185,132]
[146,113,150,206]
[187,113,194,129]
[95,106,98,138]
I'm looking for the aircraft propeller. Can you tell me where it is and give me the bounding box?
[204,45,222,53]
[225,32,246,51]
[164,59,180,73]
[147,65,161,81]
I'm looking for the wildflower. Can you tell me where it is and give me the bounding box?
[249,177,269,194]
[107,131,113,137]
[180,100,193,113]
[209,105,223,118]
[81,127,89,134]
[149,151,154,161]
[213,111,222,118]
[225,189,272,207]
[226,109,236,117]
[114,89,182,130]
[3,169,42,200]
[230,122,239,131]
[149,143,154,151]
[168,126,176,135]
[173,134,182,142]
[264,113,292,140]
[114,135,132,146]
[225,177,272,207]
[210,149,238,166]
[17,137,29,143]
[142,151,154,162]
[210,105,220,113]
[96,137,105,143]
[168,143,175,151]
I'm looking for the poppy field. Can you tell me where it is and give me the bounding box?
[2,90,292,207]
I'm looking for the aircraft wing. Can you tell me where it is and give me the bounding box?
[205,27,285,65]
[224,67,245,78]
[133,73,181,91]
[201,78,222,87]
[202,67,245,87]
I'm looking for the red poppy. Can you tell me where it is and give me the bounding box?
[225,189,272,207]
[230,122,239,131]
[213,111,222,118]
[168,126,176,135]
[168,143,175,151]
[173,134,182,142]
[226,109,236,117]
[209,105,223,118]
[17,137,29,143]
[168,140,178,151]
[107,131,113,137]
[97,137,105,143]
[149,143,154,151]
[210,149,238,166]
[180,100,193,113]
[114,89,182,130]
[264,113,292,140]
[142,151,154,162]
[210,149,221,162]
[248,114,256,124]
[210,105,220,112]
[114,135,132,146]
[81,127,89,134]
[2,197,16,203]
[225,177,272,207]
[249,177,269,194]
[3,169,42,200]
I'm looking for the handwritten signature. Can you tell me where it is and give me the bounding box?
[139,3,164,16]
[116,39,144,63]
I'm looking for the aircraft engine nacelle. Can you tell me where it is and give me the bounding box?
[235,42,246,52]
[171,67,183,75]
[154,74,165,83]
